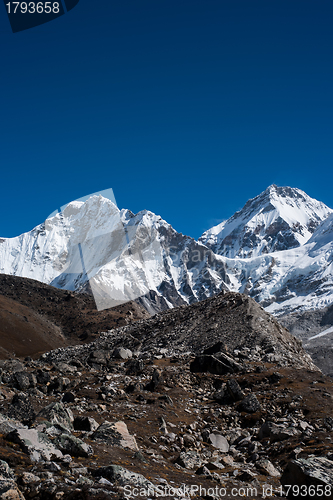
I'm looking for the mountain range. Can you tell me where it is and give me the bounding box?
[0,185,332,497]
[1,184,333,372]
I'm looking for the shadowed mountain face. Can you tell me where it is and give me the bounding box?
[0,274,150,359]
[280,302,333,377]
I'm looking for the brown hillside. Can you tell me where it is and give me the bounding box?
[0,274,150,359]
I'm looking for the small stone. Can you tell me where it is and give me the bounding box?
[175,451,203,469]
[113,347,132,360]
[256,458,280,477]
[208,434,229,452]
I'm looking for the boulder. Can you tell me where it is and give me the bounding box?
[37,402,74,431]
[113,347,132,360]
[0,414,26,436]
[0,481,25,500]
[281,457,333,499]
[92,464,153,489]
[238,394,261,413]
[89,350,110,367]
[190,354,241,375]
[226,379,244,401]
[92,421,138,451]
[256,458,280,477]
[56,433,93,457]
[259,421,300,442]
[10,372,30,391]
[175,451,203,469]
[8,394,36,426]
[6,428,63,462]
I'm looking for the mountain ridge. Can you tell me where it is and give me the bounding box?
[199,184,332,258]
[0,185,332,319]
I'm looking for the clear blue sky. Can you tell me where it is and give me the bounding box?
[0,0,332,239]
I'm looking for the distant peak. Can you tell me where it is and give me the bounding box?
[262,184,306,201]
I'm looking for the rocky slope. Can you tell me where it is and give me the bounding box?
[45,290,315,372]
[0,292,332,499]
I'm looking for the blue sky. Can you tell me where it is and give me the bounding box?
[0,0,332,239]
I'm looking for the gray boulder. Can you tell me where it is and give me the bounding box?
[10,372,31,391]
[256,458,280,477]
[37,402,74,431]
[175,450,203,469]
[6,428,63,462]
[56,433,93,457]
[281,457,333,499]
[0,414,26,436]
[113,347,133,360]
[92,464,154,488]
[92,421,138,451]
[89,350,110,367]
[259,421,301,442]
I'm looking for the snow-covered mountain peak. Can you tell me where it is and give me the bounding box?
[1,185,333,317]
[200,185,332,258]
